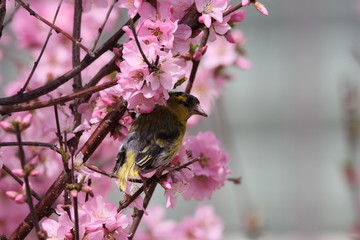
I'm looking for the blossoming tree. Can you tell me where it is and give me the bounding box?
[0,0,268,239]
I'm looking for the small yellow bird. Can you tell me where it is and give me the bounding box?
[113,91,207,191]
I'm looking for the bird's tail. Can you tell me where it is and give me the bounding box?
[117,160,139,191]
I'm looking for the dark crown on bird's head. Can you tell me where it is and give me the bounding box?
[167,92,207,120]
[169,91,200,107]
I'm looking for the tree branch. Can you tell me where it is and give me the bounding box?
[9,101,127,239]
[14,0,92,55]
[14,124,42,239]
[128,183,156,240]
[0,80,117,115]
[91,0,118,51]
[0,0,6,39]
[185,28,209,94]
[71,0,83,134]
[18,0,64,94]
[0,16,137,106]
[223,2,244,17]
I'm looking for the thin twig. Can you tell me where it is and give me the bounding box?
[10,102,127,239]
[83,55,118,89]
[173,158,199,171]
[53,105,64,149]
[71,0,83,131]
[92,0,118,51]
[223,2,244,17]
[72,0,83,92]
[128,183,156,240]
[14,0,93,56]
[0,16,136,106]
[14,123,42,238]
[0,80,117,114]
[18,0,64,94]
[117,186,144,212]
[72,178,80,240]
[129,18,157,71]
[0,0,6,38]
[84,178,92,202]
[2,164,41,201]
[227,177,241,184]
[0,141,61,154]
[84,164,117,178]
[116,158,200,213]
[54,105,70,173]
[185,28,209,94]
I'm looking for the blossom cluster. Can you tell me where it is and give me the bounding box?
[161,131,231,208]
[116,0,252,113]
[41,197,222,240]
[135,204,223,240]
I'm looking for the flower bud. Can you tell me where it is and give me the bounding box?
[30,170,40,177]
[12,168,24,177]
[70,189,78,198]
[200,45,208,55]
[113,47,122,57]
[229,9,246,23]
[15,194,26,204]
[65,232,73,239]
[198,16,204,24]
[160,179,172,190]
[181,53,192,61]
[22,114,32,126]
[0,121,12,132]
[224,31,236,43]
[192,51,203,61]
[81,185,94,197]
[254,1,269,16]
[6,191,18,199]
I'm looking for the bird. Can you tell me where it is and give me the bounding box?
[113,91,208,191]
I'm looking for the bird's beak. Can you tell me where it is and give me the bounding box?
[192,105,208,117]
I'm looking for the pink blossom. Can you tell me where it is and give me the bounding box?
[236,56,252,70]
[172,24,192,55]
[195,0,229,28]
[229,9,246,23]
[118,0,144,17]
[202,35,237,68]
[6,191,26,204]
[137,18,178,49]
[208,17,231,42]
[177,205,223,240]
[117,40,185,113]
[160,132,229,205]
[254,1,269,16]
[135,205,177,240]
[182,132,230,200]
[42,196,130,240]
[0,113,33,133]
[161,168,193,208]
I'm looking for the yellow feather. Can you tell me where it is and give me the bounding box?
[117,151,139,191]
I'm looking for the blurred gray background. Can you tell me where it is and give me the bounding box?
[160,0,360,238]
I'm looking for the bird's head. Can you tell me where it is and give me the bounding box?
[166,92,208,122]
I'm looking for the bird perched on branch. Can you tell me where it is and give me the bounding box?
[113,91,207,191]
